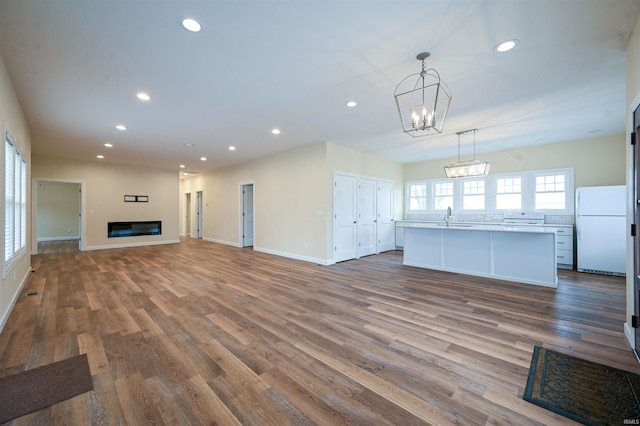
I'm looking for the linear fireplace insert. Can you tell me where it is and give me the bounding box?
[108,221,161,238]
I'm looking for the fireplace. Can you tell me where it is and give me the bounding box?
[108,221,161,238]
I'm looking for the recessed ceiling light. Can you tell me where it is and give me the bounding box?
[104,143,113,148]
[229,146,236,151]
[179,164,186,168]
[345,100,357,108]
[495,39,519,53]
[184,143,195,147]
[182,18,202,32]
[136,92,151,101]
[116,124,127,131]
[272,129,281,135]
[200,157,207,161]
[97,155,104,159]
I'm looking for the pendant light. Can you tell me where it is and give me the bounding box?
[394,52,452,137]
[444,129,491,178]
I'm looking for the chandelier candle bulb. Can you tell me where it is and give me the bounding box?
[394,51,451,137]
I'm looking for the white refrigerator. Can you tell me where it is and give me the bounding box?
[576,185,626,276]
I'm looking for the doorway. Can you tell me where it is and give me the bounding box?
[196,191,203,239]
[634,104,640,358]
[241,184,254,247]
[32,179,83,254]
[184,192,191,237]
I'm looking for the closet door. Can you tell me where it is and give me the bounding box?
[333,174,357,262]
[376,180,395,253]
[357,177,377,257]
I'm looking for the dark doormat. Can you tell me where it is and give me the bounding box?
[0,354,93,424]
[523,345,640,425]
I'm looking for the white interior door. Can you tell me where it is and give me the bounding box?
[242,184,254,247]
[333,174,357,262]
[357,177,376,257]
[376,180,395,253]
[196,191,203,239]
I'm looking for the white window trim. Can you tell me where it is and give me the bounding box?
[405,167,574,215]
[4,124,27,279]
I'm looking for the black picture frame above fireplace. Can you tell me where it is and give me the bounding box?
[108,221,161,238]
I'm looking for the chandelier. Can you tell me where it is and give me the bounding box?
[444,129,491,178]
[394,52,452,137]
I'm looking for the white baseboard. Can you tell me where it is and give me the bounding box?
[0,267,32,334]
[253,246,332,266]
[84,239,180,251]
[203,237,241,248]
[625,321,635,349]
[37,236,80,242]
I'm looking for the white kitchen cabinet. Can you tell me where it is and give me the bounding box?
[546,225,574,269]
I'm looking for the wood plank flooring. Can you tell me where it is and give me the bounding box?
[1,238,637,425]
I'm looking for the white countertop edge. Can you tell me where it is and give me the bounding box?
[400,223,555,234]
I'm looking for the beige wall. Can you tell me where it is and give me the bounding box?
[180,142,404,263]
[36,181,80,240]
[404,134,626,187]
[32,156,179,250]
[624,12,640,348]
[0,55,32,331]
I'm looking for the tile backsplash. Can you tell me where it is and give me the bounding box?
[403,213,574,225]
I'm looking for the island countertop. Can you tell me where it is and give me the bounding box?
[403,224,557,287]
[397,221,555,234]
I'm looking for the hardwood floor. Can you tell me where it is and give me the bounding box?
[0,238,637,425]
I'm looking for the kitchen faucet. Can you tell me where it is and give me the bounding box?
[444,206,452,227]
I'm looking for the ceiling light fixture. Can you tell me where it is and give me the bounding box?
[495,39,519,53]
[394,52,452,137]
[116,124,126,131]
[228,146,236,151]
[96,154,104,159]
[104,143,113,148]
[444,129,491,178]
[182,18,202,32]
[179,164,186,168]
[200,157,207,161]
[345,100,357,108]
[272,129,281,135]
[136,92,151,101]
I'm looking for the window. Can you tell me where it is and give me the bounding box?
[535,174,565,210]
[496,177,522,210]
[433,182,453,210]
[403,168,573,215]
[4,130,27,276]
[408,183,427,210]
[463,180,485,210]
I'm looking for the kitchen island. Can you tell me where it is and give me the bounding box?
[403,222,557,287]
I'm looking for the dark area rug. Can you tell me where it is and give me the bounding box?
[523,345,640,425]
[0,354,93,424]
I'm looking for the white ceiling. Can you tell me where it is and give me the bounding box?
[0,1,638,177]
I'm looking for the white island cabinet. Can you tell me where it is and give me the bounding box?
[403,223,557,288]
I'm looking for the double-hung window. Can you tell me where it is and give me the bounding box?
[408,183,427,211]
[433,181,453,210]
[496,177,522,210]
[4,129,27,277]
[535,174,566,210]
[462,180,485,210]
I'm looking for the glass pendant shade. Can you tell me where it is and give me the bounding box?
[444,129,491,178]
[444,159,491,178]
[394,52,452,137]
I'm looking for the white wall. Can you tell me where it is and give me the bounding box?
[0,54,32,331]
[180,141,404,263]
[404,134,626,188]
[32,156,180,250]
